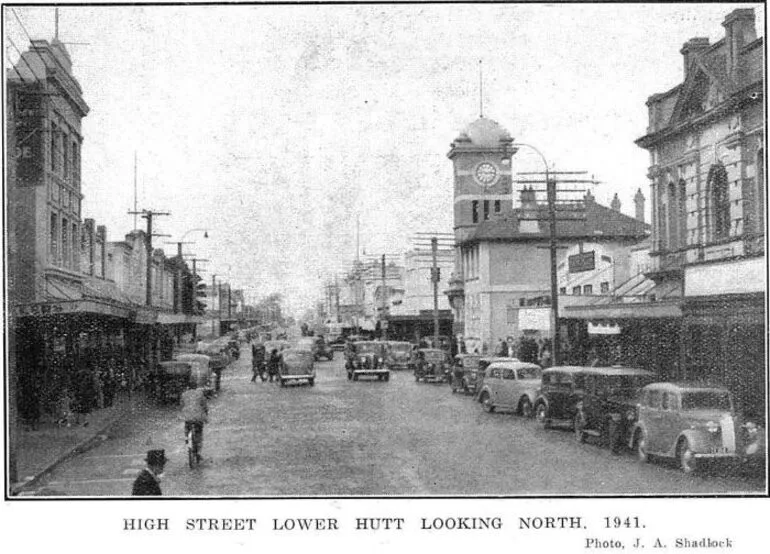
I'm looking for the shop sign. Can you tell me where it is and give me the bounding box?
[15,303,68,317]
[568,251,595,273]
[518,308,551,331]
[588,322,621,335]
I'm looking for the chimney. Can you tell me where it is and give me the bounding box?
[610,193,622,212]
[634,188,646,223]
[680,37,710,80]
[722,8,756,82]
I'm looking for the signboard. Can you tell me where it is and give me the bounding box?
[588,322,621,335]
[568,251,596,273]
[518,308,551,331]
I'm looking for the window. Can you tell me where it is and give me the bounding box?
[483,200,490,220]
[61,217,69,269]
[472,201,479,223]
[758,148,765,234]
[72,141,79,183]
[559,287,566,295]
[583,284,593,295]
[506,306,516,325]
[708,164,730,240]
[50,121,57,171]
[668,182,679,249]
[658,197,667,250]
[494,200,501,213]
[71,222,78,270]
[600,281,609,294]
[678,179,687,247]
[502,368,516,380]
[49,212,58,263]
[572,286,581,296]
[63,134,69,180]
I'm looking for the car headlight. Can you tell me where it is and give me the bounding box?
[705,421,720,434]
[610,413,621,423]
[625,409,636,421]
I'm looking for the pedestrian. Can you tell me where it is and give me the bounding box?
[495,339,506,357]
[506,336,516,358]
[251,342,266,383]
[131,449,167,496]
[73,367,97,427]
[267,348,280,383]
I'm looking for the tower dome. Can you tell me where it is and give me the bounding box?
[462,116,512,147]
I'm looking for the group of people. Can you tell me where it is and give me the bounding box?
[494,336,552,367]
[249,342,281,383]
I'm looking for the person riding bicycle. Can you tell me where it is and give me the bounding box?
[181,381,209,463]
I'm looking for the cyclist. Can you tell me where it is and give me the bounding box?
[180,381,209,464]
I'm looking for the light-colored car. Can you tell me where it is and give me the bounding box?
[278,349,316,387]
[477,361,543,417]
[630,382,765,474]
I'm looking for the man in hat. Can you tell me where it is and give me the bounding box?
[132,449,167,496]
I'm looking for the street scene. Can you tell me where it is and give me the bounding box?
[4,3,767,498]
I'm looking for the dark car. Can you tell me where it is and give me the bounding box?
[412,348,452,383]
[314,336,334,361]
[385,341,413,370]
[450,354,482,395]
[574,367,656,453]
[534,366,587,429]
[347,341,389,381]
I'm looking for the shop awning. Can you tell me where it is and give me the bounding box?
[564,299,682,320]
[14,298,133,319]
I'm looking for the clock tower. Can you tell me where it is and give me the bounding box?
[447,116,516,243]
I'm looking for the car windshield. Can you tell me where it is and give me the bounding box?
[517,366,542,379]
[423,351,445,362]
[681,391,732,411]
[390,343,411,352]
[282,351,311,364]
[356,343,382,354]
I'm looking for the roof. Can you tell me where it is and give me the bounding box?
[583,366,655,376]
[487,360,541,369]
[459,117,512,148]
[543,365,591,374]
[460,197,649,245]
[643,381,729,393]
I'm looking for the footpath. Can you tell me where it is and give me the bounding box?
[10,391,149,496]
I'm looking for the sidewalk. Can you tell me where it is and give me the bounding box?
[10,391,148,496]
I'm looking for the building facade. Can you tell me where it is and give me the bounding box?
[635,7,765,420]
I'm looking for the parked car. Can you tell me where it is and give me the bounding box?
[314,336,334,361]
[534,366,587,429]
[630,382,766,474]
[278,348,316,387]
[574,366,656,453]
[450,354,482,395]
[412,348,452,383]
[473,356,519,399]
[477,361,542,416]
[385,341,413,370]
[347,341,390,381]
[152,361,193,404]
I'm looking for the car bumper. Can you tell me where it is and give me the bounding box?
[281,373,314,380]
[353,369,389,376]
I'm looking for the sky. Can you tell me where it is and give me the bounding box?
[4,2,764,315]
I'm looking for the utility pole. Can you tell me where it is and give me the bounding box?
[335,274,341,323]
[227,283,232,319]
[211,274,217,336]
[431,237,440,344]
[381,254,388,341]
[515,170,599,366]
[128,209,170,306]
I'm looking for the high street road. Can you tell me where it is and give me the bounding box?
[28,349,764,496]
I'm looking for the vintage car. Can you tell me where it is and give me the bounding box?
[175,354,214,391]
[314,336,334,361]
[574,367,656,453]
[412,348,452,383]
[534,366,587,429]
[278,348,316,387]
[450,354,482,395]
[385,341,413,370]
[152,361,193,404]
[295,337,318,357]
[630,382,766,474]
[347,341,390,381]
[477,361,542,416]
[473,357,520,400]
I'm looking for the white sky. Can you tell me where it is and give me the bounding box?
[5,2,764,314]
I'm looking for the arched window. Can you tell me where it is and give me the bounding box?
[678,179,688,247]
[707,164,730,240]
[667,182,678,249]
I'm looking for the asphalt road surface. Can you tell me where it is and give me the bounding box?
[28,348,766,496]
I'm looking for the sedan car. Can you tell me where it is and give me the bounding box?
[534,366,587,429]
[574,367,656,453]
[477,361,542,417]
[630,382,765,474]
[278,348,316,387]
[385,341,413,370]
[347,341,390,381]
[412,348,452,383]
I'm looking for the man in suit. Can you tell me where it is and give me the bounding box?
[131,449,167,496]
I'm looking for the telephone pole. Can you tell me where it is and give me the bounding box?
[431,237,440,344]
[380,254,388,341]
[128,209,170,306]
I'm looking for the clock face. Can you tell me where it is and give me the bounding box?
[475,162,498,186]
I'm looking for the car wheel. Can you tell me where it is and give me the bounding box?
[353,374,359,381]
[384,373,390,382]
[481,393,495,413]
[535,403,551,429]
[574,414,586,443]
[308,378,315,387]
[414,373,420,382]
[347,372,352,381]
[451,381,458,393]
[677,439,696,474]
[279,378,285,388]
[463,380,470,395]
[519,397,533,418]
[635,431,649,463]
[328,353,334,361]
[608,420,622,454]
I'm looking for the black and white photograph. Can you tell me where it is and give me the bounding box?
[2,0,768,546]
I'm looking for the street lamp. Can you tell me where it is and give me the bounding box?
[504,143,560,365]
